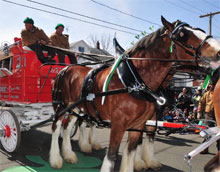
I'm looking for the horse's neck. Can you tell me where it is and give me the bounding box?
[132,42,174,91]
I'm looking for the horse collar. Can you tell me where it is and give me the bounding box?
[117,56,166,105]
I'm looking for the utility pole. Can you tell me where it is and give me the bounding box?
[200,11,220,35]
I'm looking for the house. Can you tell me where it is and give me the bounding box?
[69,40,90,54]
[69,40,113,68]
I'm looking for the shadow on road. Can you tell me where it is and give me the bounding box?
[1,128,196,172]
[155,134,200,147]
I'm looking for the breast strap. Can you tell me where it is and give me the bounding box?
[117,56,165,103]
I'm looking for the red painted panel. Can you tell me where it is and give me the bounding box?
[0,39,70,104]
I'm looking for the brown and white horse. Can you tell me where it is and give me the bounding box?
[204,75,220,172]
[49,16,220,172]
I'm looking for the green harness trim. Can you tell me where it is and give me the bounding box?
[203,69,216,89]
[103,54,123,92]
[169,22,179,54]
[169,41,174,53]
[101,54,124,105]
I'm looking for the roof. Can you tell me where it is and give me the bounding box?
[70,40,113,63]
[90,48,111,56]
[69,40,90,49]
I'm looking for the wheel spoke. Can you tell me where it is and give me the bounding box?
[5,113,9,125]
[11,132,17,141]
[10,135,16,147]
[0,110,20,152]
[8,138,13,150]
[8,114,13,127]
[1,115,6,125]
[5,137,9,149]
[8,116,12,127]
[11,130,17,135]
[0,120,4,128]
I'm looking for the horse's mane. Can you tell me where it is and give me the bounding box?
[126,26,167,56]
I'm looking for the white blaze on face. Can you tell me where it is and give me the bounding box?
[185,27,220,52]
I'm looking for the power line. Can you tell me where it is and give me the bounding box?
[2,0,138,35]
[203,0,220,10]
[167,0,201,15]
[178,0,220,29]
[179,0,205,14]
[90,0,161,27]
[167,0,220,31]
[27,0,144,33]
[200,11,220,35]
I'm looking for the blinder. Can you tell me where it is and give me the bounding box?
[170,21,213,64]
[170,22,190,44]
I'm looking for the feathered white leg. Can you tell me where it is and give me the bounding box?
[142,136,162,170]
[134,144,146,170]
[49,120,63,169]
[78,122,92,152]
[89,125,102,150]
[100,154,115,172]
[62,116,78,163]
[120,142,135,172]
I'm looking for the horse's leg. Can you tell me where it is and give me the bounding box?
[101,126,125,172]
[62,115,78,163]
[214,79,220,127]
[49,116,63,169]
[134,133,146,171]
[204,151,220,172]
[78,122,92,153]
[89,125,102,150]
[120,131,142,172]
[142,131,162,170]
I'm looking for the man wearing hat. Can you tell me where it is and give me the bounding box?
[50,24,69,49]
[198,83,220,153]
[21,17,55,63]
[50,23,76,64]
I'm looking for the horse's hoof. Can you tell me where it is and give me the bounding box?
[80,144,92,153]
[92,143,102,150]
[64,151,78,164]
[134,159,147,171]
[150,161,162,171]
[50,156,63,169]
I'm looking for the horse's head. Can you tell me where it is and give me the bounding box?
[161,16,220,64]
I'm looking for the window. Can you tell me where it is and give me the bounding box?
[0,56,13,71]
[78,46,85,53]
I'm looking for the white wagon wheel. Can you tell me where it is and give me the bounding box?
[0,110,21,152]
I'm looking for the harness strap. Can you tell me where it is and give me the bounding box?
[55,88,128,121]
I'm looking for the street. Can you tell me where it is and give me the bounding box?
[0,123,218,172]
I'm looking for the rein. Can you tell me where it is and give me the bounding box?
[127,57,203,63]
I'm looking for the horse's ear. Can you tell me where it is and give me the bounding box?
[161,16,174,32]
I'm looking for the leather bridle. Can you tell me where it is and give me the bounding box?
[169,22,213,65]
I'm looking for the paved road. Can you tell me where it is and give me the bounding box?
[0,124,218,172]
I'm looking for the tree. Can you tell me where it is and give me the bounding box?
[87,33,111,51]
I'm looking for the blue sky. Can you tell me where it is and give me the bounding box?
[0,0,220,52]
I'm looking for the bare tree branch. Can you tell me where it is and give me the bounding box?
[87,33,112,51]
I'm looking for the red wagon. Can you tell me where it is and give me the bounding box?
[0,38,72,152]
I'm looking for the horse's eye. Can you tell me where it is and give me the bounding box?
[179,32,184,37]
[176,28,189,43]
